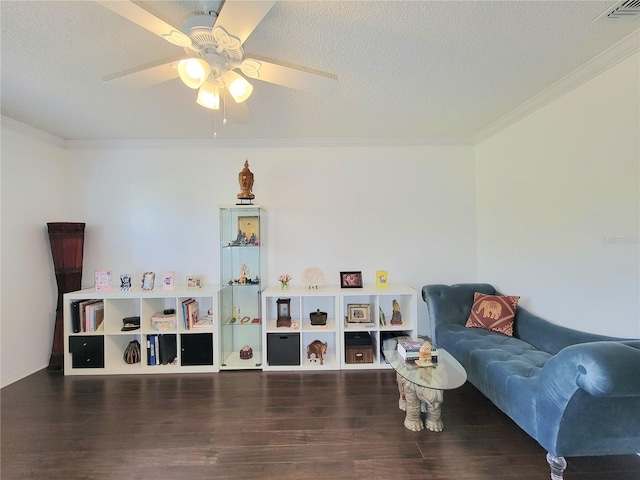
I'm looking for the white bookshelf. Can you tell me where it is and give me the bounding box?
[63,286,219,375]
[261,284,416,371]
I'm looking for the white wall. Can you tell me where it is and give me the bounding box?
[476,53,640,337]
[1,122,74,387]
[68,143,478,334]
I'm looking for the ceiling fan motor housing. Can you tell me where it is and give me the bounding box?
[181,14,243,77]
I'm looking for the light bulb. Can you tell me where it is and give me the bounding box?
[178,58,211,89]
[223,70,253,103]
[197,81,220,110]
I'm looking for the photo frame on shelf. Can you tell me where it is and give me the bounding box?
[340,271,362,288]
[347,303,371,323]
[162,272,175,290]
[120,274,132,291]
[141,272,155,290]
[376,270,388,289]
[187,275,204,289]
[236,216,259,245]
[94,270,112,292]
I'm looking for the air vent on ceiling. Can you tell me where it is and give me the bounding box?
[601,0,640,19]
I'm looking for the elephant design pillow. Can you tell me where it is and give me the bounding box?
[466,292,520,336]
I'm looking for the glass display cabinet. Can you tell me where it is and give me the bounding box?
[219,205,266,369]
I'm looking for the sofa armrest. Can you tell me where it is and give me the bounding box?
[570,341,640,397]
[541,341,640,398]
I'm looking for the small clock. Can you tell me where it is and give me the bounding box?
[276,298,291,327]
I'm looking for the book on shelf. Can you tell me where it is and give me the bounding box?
[147,335,156,366]
[191,313,212,329]
[181,298,196,329]
[397,340,423,359]
[182,299,200,330]
[78,299,102,332]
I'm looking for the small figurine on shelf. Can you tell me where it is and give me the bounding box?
[390,299,403,325]
[239,345,253,360]
[307,340,328,365]
[239,263,249,284]
[237,159,255,204]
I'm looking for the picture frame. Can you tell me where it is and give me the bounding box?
[187,275,204,289]
[162,272,175,291]
[347,303,371,323]
[376,270,388,289]
[340,271,363,288]
[236,216,259,245]
[94,270,112,292]
[141,272,155,290]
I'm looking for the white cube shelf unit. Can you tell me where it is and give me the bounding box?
[63,286,219,375]
[262,286,341,370]
[261,284,416,371]
[341,284,417,369]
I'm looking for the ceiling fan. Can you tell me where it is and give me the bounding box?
[97,0,337,124]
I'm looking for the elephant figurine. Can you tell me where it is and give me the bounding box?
[475,300,502,319]
[307,340,328,365]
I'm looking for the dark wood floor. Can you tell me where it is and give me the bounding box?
[2,369,639,480]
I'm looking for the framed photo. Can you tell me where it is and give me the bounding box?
[141,272,155,290]
[347,303,371,323]
[162,272,175,291]
[94,270,112,292]
[376,270,388,289]
[237,216,259,245]
[187,275,204,289]
[340,271,362,288]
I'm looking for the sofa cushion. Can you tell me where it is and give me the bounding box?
[466,292,520,336]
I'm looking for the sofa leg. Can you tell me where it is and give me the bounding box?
[546,453,567,480]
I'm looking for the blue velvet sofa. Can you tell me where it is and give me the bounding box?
[422,283,640,480]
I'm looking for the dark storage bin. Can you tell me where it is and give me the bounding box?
[267,333,300,366]
[69,335,104,368]
[180,333,213,366]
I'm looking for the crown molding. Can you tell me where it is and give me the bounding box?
[473,28,640,145]
[1,115,65,148]
[64,136,474,150]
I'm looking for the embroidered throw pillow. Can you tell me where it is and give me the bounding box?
[465,292,520,336]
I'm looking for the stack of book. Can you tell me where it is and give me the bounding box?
[70,299,104,333]
[397,340,423,361]
[146,334,177,366]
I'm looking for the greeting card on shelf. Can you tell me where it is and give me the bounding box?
[94,270,112,292]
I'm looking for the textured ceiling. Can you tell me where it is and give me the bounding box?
[1,0,639,142]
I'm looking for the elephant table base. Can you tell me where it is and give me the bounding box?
[396,373,444,432]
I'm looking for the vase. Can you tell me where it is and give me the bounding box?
[47,222,85,373]
[280,281,289,290]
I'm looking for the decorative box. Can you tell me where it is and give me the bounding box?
[310,309,327,325]
[345,332,373,364]
[151,312,176,331]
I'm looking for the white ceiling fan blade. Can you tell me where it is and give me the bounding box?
[214,0,276,45]
[224,96,253,124]
[96,1,192,48]
[103,59,180,89]
[241,57,337,96]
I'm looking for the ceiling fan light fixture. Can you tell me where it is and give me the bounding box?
[224,70,253,103]
[197,81,220,110]
[178,58,211,89]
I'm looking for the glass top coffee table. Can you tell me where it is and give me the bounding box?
[383,338,467,432]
